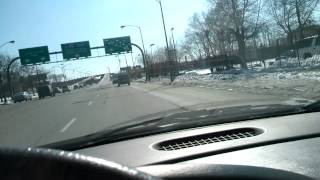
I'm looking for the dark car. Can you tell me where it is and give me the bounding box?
[112,74,118,85]
[12,91,32,103]
[117,73,130,87]
[37,85,55,99]
[62,86,71,93]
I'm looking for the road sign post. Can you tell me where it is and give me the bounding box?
[61,41,91,60]
[103,36,132,55]
[19,46,50,65]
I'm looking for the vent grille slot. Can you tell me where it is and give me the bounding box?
[154,128,263,151]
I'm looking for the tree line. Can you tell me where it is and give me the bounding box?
[0,54,47,101]
[145,0,320,74]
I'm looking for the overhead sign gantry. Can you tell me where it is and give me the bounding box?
[61,41,91,60]
[19,46,50,65]
[6,36,147,97]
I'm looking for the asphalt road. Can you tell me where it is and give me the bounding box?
[0,80,287,147]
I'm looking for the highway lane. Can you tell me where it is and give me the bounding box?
[0,82,286,147]
[0,84,180,147]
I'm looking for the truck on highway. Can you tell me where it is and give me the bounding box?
[37,84,55,99]
[117,73,130,87]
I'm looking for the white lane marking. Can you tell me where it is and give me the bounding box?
[88,101,93,106]
[60,118,77,133]
[294,88,305,92]
[159,123,179,128]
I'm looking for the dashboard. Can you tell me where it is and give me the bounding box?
[76,112,320,179]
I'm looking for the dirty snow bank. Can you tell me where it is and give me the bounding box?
[172,69,320,99]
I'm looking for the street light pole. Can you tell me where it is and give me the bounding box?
[156,0,173,82]
[0,40,15,49]
[171,27,178,72]
[120,25,146,55]
[150,44,155,58]
[171,27,177,61]
[149,44,155,78]
[121,25,148,80]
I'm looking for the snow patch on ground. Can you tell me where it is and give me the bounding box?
[98,74,112,88]
[186,69,212,75]
[173,67,320,99]
[0,98,12,105]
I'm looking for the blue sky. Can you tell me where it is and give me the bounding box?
[0,0,207,78]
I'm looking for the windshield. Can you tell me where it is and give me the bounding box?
[1,0,320,147]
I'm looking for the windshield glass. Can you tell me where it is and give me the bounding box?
[1,0,320,147]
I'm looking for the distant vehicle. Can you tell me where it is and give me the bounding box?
[112,74,118,85]
[295,35,320,59]
[53,87,62,94]
[62,86,71,93]
[12,91,32,103]
[117,72,130,87]
[73,85,79,89]
[37,85,55,99]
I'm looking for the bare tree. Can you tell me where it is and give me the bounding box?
[293,0,320,39]
[269,0,298,45]
[185,13,213,58]
[205,2,236,55]
[207,0,263,69]
[269,0,319,45]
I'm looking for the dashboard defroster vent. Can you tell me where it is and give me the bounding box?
[154,128,263,151]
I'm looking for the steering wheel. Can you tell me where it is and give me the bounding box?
[0,147,314,180]
[0,147,158,180]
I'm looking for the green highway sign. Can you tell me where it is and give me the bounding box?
[19,46,50,65]
[61,41,91,60]
[103,36,132,55]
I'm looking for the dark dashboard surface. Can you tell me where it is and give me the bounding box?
[76,112,320,179]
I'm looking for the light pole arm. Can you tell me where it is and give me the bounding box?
[0,41,15,49]
[131,43,148,81]
[121,25,146,55]
[0,42,9,48]
[6,57,20,97]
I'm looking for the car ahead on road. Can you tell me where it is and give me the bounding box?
[117,73,130,87]
[112,74,118,85]
[62,86,71,93]
[12,91,32,103]
[37,85,55,99]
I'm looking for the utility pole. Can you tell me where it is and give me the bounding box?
[171,27,178,73]
[156,0,174,82]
